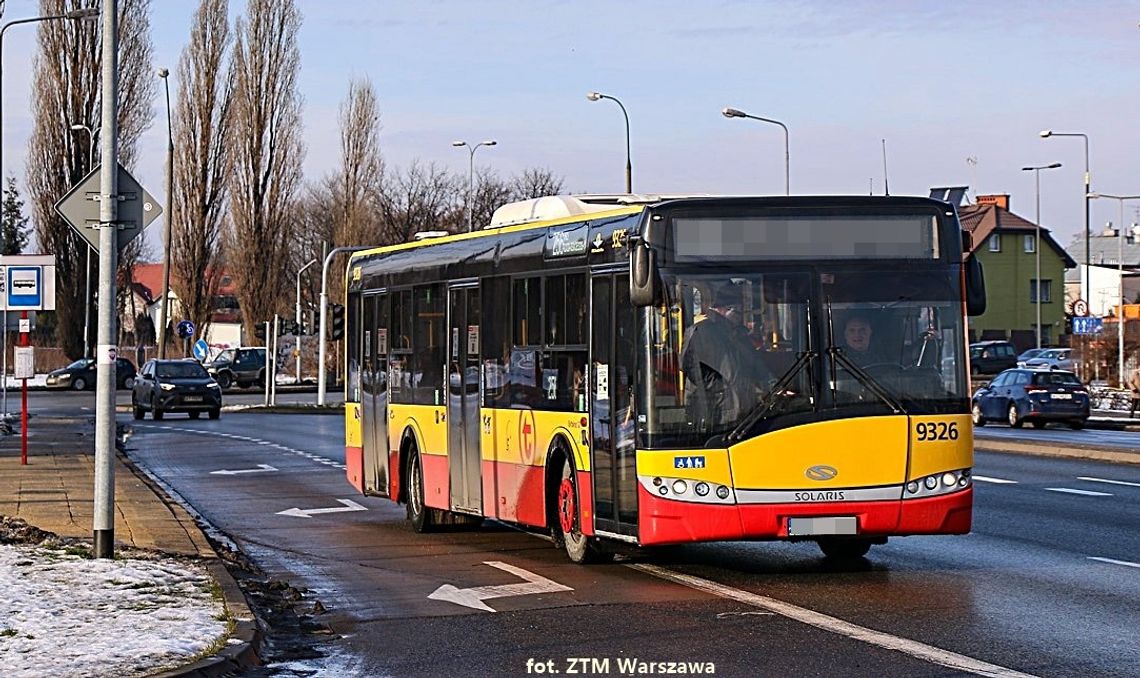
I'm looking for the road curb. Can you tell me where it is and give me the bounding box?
[115,449,265,677]
[975,439,1140,465]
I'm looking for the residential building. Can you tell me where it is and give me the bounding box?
[951,192,1076,348]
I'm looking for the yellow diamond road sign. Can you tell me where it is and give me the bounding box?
[53,164,162,252]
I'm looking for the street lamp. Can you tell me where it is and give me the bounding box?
[1039,130,1091,303]
[587,91,632,194]
[156,67,176,358]
[1021,162,1062,349]
[451,139,496,232]
[1088,192,1140,387]
[69,122,100,359]
[0,7,97,416]
[295,258,317,382]
[723,106,790,196]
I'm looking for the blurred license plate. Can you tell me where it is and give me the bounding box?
[1051,393,1072,400]
[184,395,204,402]
[788,516,857,536]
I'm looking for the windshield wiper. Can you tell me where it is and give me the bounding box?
[822,297,906,414]
[727,307,819,444]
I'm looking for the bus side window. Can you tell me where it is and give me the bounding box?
[481,276,511,408]
[413,284,445,406]
[389,289,413,404]
[541,273,588,412]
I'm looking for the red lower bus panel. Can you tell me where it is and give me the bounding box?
[388,449,401,499]
[576,471,596,537]
[485,460,547,528]
[637,485,973,546]
[420,454,450,511]
[345,447,364,493]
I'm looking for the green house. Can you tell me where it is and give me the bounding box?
[958,194,1076,348]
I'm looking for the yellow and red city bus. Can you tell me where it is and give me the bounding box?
[343,195,986,562]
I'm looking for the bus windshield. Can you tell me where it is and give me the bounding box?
[640,266,970,448]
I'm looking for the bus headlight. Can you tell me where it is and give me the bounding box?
[672,480,688,494]
[904,469,971,499]
[715,485,730,500]
[695,482,710,497]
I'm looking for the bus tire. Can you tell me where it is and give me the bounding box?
[406,447,438,533]
[553,453,610,564]
[817,537,873,560]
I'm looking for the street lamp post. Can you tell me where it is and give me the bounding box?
[157,67,174,358]
[587,91,632,194]
[0,6,99,419]
[1039,131,1091,301]
[295,258,316,382]
[1021,162,1062,349]
[1088,192,1140,387]
[69,123,99,358]
[451,139,496,232]
[723,106,790,195]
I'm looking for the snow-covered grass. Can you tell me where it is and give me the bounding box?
[0,542,229,678]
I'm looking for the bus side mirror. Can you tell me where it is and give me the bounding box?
[965,255,986,316]
[630,242,658,307]
[961,231,973,252]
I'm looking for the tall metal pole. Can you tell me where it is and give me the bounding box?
[1021,163,1061,347]
[317,245,370,405]
[157,68,173,358]
[588,92,632,193]
[296,258,316,382]
[70,124,98,358]
[722,107,790,195]
[467,148,474,232]
[94,0,120,560]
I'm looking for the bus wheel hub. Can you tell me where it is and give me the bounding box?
[558,478,576,533]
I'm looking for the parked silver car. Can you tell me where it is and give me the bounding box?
[1023,348,1074,371]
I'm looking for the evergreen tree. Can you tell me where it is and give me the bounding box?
[1,176,30,255]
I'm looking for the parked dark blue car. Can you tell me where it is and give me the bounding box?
[971,368,1089,429]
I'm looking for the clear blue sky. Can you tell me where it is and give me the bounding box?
[3,0,1139,255]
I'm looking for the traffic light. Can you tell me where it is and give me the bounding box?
[329,303,345,340]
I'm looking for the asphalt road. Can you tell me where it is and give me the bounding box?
[14,387,337,418]
[116,410,1140,678]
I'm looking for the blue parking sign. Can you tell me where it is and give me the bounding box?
[1073,316,1103,334]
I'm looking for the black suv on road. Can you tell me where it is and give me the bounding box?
[206,347,267,390]
[969,340,1018,375]
[132,359,222,420]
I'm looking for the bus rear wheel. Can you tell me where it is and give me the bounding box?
[554,456,609,564]
[817,537,873,560]
[406,448,438,533]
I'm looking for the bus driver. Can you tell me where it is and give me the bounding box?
[681,286,771,427]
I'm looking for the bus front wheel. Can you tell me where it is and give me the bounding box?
[554,456,609,564]
[817,537,873,560]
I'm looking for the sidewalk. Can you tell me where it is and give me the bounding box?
[0,415,260,677]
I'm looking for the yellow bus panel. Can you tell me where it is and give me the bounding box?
[345,403,362,448]
[908,414,973,479]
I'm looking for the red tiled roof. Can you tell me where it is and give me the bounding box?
[131,262,237,300]
[958,203,1077,267]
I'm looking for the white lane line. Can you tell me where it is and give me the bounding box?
[136,424,342,471]
[629,564,1037,678]
[1044,487,1113,497]
[1088,556,1140,569]
[972,475,1018,484]
[1078,476,1140,488]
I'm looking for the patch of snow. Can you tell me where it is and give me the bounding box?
[0,543,227,678]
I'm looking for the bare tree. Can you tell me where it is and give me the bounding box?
[170,0,233,343]
[510,167,564,201]
[228,0,304,342]
[26,0,154,359]
[376,161,459,244]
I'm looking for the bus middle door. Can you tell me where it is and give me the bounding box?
[447,283,482,515]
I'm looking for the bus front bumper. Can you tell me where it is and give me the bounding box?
[635,484,972,546]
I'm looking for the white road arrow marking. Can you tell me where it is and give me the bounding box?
[276,499,368,518]
[210,464,278,476]
[427,561,573,612]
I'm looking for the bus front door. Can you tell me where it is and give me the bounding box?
[361,293,390,497]
[590,274,638,538]
[447,284,482,514]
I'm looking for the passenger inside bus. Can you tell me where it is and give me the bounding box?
[681,284,773,427]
